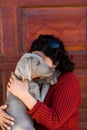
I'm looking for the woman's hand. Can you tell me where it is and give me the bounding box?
[7,72,29,99]
[0,104,14,130]
[7,72,37,110]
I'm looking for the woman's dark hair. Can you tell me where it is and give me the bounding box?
[29,34,75,73]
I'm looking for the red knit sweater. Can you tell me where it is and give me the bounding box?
[29,72,82,130]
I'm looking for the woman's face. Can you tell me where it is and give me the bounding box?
[32,51,57,69]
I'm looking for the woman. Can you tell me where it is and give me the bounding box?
[0,35,81,130]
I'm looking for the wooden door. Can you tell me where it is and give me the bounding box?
[0,1,87,130]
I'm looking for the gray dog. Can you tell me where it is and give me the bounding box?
[6,53,55,130]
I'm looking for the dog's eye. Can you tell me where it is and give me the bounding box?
[36,60,40,65]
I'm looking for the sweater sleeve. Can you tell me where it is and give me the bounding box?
[28,73,81,129]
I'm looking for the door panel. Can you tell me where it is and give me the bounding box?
[0,1,87,130]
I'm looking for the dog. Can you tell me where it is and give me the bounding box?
[6,53,55,130]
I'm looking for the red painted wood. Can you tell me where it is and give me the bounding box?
[0,0,87,6]
[0,1,87,130]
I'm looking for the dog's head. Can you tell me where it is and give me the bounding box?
[15,53,55,81]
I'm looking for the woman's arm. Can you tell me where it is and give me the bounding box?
[0,105,14,130]
[28,73,81,129]
[29,74,81,130]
